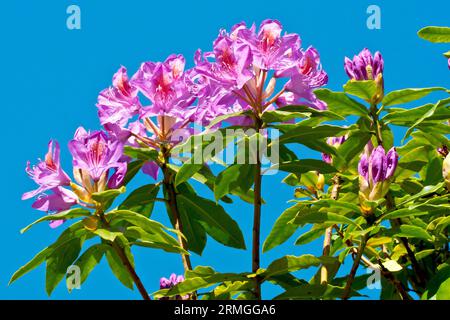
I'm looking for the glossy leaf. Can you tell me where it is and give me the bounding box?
[177,194,246,249]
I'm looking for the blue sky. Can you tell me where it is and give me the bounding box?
[1,0,449,299]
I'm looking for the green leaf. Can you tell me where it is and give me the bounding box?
[403,98,450,140]
[396,182,445,207]
[124,146,159,161]
[214,164,255,202]
[91,186,126,210]
[20,208,91,234]
[335,130,372,166]
[276,159,336,175]
[263,204,300,252]
[206,110,253,129]
[46,237,83,296]
[107,210,181,247]
[343,80,377,102]
[9,246,53,285]
[155,267,247,298]
[11,222,88,286]
[108,210,173,234]
[263,254,334,279]
[274,105,345,121]
[277,125,350,145]
[261,110,310,123]
[68,244,108,289]
[274,284,350,300]
[436,278,450,300]
[292,207,358,227]
[118,184,160,217]
[418,26,450,43]
[93,228,123,242]
[125,226,187,254]
[177,194,246,249]
[177,202,207,255]
[295,226,329,246]
[175,164,203,186]
[314,89,368,116]
[422,263,450,299]
[397,225,433,241]
[122,160,145,186]
[105,246,134,290]
[382,87,446,106]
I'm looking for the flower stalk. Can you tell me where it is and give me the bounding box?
[160,147,193,274]
[98,210,151,300]
[342,233,369,300]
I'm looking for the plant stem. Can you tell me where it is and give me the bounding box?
[370,103,383,146]
[377,259,413,300]
[320,227,333,285]
[321,175,341,284]
[251,115,263,300]
[252,156,263,300]
[334,225,411,299]
[98,211,150,300]
[386,193,427,289]
[110,241,151,300]
[342,234,369,300]
[160,157,193,274]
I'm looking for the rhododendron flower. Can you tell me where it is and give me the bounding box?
[97,67,141,127]
[22,141,71,200]
[22,141,76,228]
[159,274,189,300]
[69,127,128,190]
[192,19,328,125]
[322,135,347,164]
[358,145,398,207]
[23,128,129,227]
[97,55,200,180]
[344,48,383,81]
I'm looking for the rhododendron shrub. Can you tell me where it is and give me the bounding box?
[11,21,450,300]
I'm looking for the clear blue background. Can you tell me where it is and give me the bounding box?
[1,0,449,299]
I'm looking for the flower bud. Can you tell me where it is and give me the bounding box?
[316,173,325,191]
[443,153,450,191]
[358,145,398,213]
[344,48,384,104]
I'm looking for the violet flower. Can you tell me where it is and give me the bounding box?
[22,140,71,200]
[23,128,130,228]
[358,145,398,205]
[159,273,189,300]
[344,48,384,104]
[69,127,128,191]
[97,67,141,127]
[97,55,200,181]
[192,19,328,126]
[22,141,76,228]
[322,135,347,164]
[344,48,383,81]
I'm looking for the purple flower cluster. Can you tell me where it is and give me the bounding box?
[192,20,328,125]
[93,19,328,179]
[322,136,347,164]
[22,129,127,227]
[358,144,398,203]
[159,274,189,300]
[23,19,329,226]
